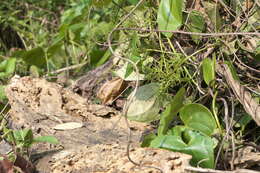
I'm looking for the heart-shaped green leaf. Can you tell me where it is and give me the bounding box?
[157,0,183,37]
[126,83,161,122]
[150,127,215,168]
[180,104,217,136]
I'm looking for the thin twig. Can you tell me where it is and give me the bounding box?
[116,27,260,36]
[48,62,87,75]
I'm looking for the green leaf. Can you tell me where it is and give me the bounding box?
[126,83,161,122]
[235,113,252,131]
[150,128,215,168]
[61,0,91,25]
[180,104,217,136]
[93,0,112,7]
[0,58,16,79]
[95,49,111,67]
[90,48,107,67]
[5,58,16,74]
[202,58,215,86]
[0,85,7,102]
[141,133,157,147]
[224,61,240,81]
[0,60,8,71]
[33,136,59,145]
[186,10,205,43]
[157,0,183,37]
[125,55,140,78]
[115,63,145,81]
[203,2,222,31]
[13,129,34,148]
[18,47,46,68]
[158,88,185,136]
[127,0,139,5]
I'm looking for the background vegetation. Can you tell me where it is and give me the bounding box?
[0,0,259,171]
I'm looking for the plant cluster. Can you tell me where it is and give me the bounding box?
[0,0,259,171]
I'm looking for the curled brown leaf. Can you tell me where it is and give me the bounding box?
[97,77,127,105]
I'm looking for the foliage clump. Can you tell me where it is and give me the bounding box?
[0,0,259,171]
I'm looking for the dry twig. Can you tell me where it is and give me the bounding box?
[217,63,260,125]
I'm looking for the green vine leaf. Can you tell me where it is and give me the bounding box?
[157,0,183,37]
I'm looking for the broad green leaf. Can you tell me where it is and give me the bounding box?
[33,136,59,145]
[180,104,217,136]
[0,58,16,79]
[90,48,107,67]
[150,128,215,168]
[186,10,205,43]
[13,129,34,148]
[203,2,222,31]
[158,88,185,136]
[157,0,183,37]
[127,83,161,122]
[19,47,46,68]
[202,58,215,86]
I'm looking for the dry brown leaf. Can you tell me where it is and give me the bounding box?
[217,63,260,125]
[97,77,127,104]
[0,155,14,173]
[233,146,260,169]
[242,0,254,11]
[53,122,83,130]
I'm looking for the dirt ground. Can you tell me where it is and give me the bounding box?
[3,76,192,173]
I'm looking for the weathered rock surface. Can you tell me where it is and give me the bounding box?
[5,76,192,173]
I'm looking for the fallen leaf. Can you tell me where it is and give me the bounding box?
[53,122,83,130]
[0,155,13,173]
[14,154,35,173]
[97,77,127,104]
[126,83,161,122]
[233,146,260,168]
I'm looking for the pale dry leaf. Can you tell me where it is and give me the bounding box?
[233,146,260,168]
[217,63,260,125]
[53,122,83,130]
[97,77,127,104]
